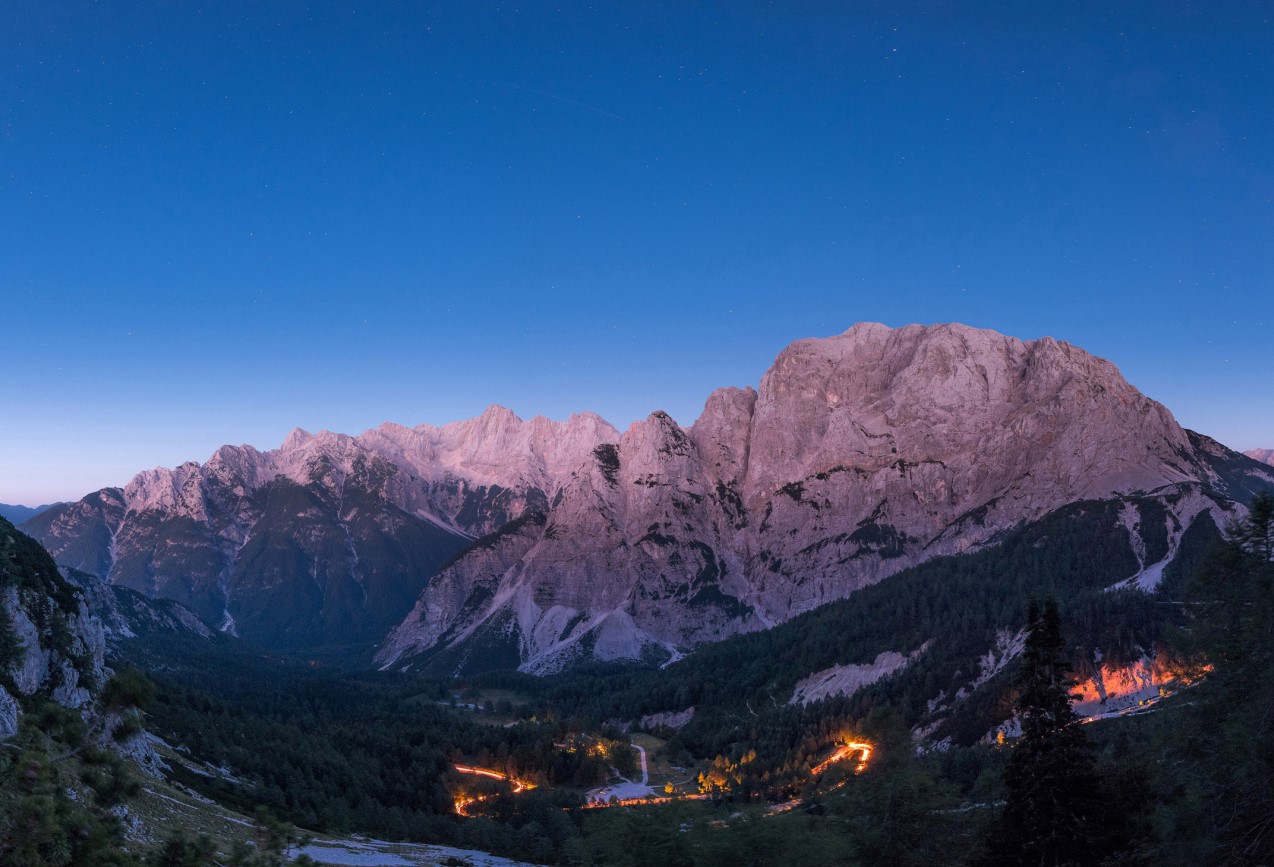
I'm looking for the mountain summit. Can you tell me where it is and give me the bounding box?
[23,324,1273,664]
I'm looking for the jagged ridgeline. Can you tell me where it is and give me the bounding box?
[21,323,1274,670]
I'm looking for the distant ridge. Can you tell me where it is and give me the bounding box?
[1245,448,1274,466]
[0,502,59,524]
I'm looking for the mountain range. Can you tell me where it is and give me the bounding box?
[21,323,1274,673]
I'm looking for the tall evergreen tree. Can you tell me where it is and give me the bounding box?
[1161,492,1274,864]
[980,598,1126,866]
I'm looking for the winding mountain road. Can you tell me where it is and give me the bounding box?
[634,743,649,786]
[586,741,653,804]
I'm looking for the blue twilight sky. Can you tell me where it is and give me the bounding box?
[2,2,1272,505]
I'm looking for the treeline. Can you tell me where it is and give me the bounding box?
[1109,493,1274,863]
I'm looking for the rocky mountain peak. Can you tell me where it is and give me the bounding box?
[123,461,209,520]
[744,322,1191,501]
[23,401,622,649]
[690,386,757,487]
[478,403,521,424]
[621,411,698,473]
[280,427,315,452]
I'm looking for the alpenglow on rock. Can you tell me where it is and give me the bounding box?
[25,410,619,650]
[377,323,1271,673]
[1245,448,1274,467]
[23,323,1274,665]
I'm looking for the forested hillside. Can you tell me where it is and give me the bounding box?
[504,495,1219,754]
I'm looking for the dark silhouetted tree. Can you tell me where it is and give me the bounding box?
[1160,492,1274,864]
[981,598,1128,866]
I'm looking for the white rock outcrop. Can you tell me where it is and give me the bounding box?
[790,649,919,705]
[1,554,108,739]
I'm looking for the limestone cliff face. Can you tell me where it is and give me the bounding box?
[379,323,1273,673]
[731,323,1205,620]
[382,411,764,674]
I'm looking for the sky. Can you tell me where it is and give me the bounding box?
[2,1,1272,505]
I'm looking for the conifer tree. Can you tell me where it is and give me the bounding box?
[1165,492,1274,864]
[980,598,1125,866]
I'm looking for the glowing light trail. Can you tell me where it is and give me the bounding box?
[451,764,535,815]
[811,741,872,776]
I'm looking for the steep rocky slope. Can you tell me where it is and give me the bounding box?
[1,515,207,739]
[0,516,107,738]
[378,323,1273,673]
[62,567,214,649]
